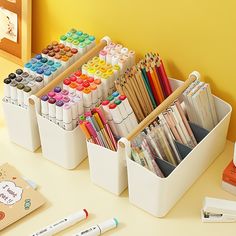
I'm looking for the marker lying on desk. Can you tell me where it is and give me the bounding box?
[71,218,118,236]
[30,209,88,236]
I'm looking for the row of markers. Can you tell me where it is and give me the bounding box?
[79,92,137,151]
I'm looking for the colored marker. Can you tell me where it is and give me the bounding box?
[63,103,73,131]
[55,100,64,127]
[16,83,25,107]
[3,78,11,103]
[72,218,118,236]
[30,209,88,236]
[41,95,49,119]
[48,97,56,123]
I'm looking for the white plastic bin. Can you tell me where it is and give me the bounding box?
[125,80,232,217]
[87,138,128,195]
[2,100,40,151]
[33,96,87,169]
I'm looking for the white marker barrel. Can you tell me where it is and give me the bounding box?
[56,100,64,127]
[3,78,11,103]
[16,83,25,107]
[63,103,73,131]
[83,88,92,112]
[71,100,78,129]
[10,80,18,105]
[23,86,32,109]
[40,95,49,119]
[48,97,56,123]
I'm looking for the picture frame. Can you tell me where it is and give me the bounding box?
[0,0,31,65]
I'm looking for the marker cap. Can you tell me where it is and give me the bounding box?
[60,35,67,41]
[61,89,69,96]
[70,76,77,82]
[35,76,43,82]
[48,97,56,104]
[83,81,90,88]
[8,73,16,80]
[56,100,64,107]
[76,85,84,92]
[4,78,11,84]
[54,86,62,93]
[119,95,127,101]
[58,43,65,49]
[41,57,48,63]
[53,47,60,53]
[88,77,94,83]
[17,83,24,90]
[48,91,56,98]
[24,63,32,69]
[42,48,49,54]
[47,45,53,51]
[47,60,54,66]
[35,54,42,60]
[64,46,71,52]
[114,99,121,105]
[94,78,101,85]
[41,95,48,101]
[71,48,78,54]
[112,91,119,97]
[102,100,110,106]
[69,82,77,89]
[107,95,114,102]
[74,70,82,77]
[52,41,58,46]
[109,103,116,109]
[15,69,23,75]
[63,78,71,86]
[37,68,44,75]
[62,96,70,103]
[83,88,91,94]
[15,76,23,83]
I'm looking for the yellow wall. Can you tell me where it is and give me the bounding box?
[32,0,236,141]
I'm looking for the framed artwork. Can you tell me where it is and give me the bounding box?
[0,0,31,65]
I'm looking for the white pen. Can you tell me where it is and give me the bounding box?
[10,80,18,105]
[48,97,56,123]
[63,103,73,131]
[30,209,88,236]
[70,100,78,129]
[72,218,118,236]
[17,83,25,107]
[3,78,11,103]
[40,95,49,118]
[55,100,64,127]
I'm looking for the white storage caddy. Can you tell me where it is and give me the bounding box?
[87,77,231,215]
[125,79,232,217]
[30,37,112,169]
[2,101,40,151]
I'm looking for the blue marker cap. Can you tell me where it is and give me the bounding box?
[41,95,49,101]
[112,91,119,98]
[54,86,61,93]
[89,36,95,41]
[41,57,48,63]
[42,65,50,70]
[30,58,37,64]
[35,54,42,60]
[44,70,51,76]
[56,100,64,107]
[37,68,44,74]
[50,66,57,73]
[54,62,62,68]
[36,61,43,67]
[24,62,32,69]
[47,60,54,66]
[31,66,38,72]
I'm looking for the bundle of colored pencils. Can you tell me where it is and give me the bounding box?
[115,52,172,122]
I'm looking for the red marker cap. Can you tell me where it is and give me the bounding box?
[88,77,94,83]
[74,70,82,77]
[102,100,110,106]
[109,103,116,109]
[83,81,90,88]
[76,84,84,92]
[63,78,71,85]
[71,48,78,54]
[119,95,127,101]
[76,78,83,84]
[70,76,77,82]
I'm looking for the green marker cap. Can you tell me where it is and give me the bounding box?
[72,34,79,40]
[66,32,73,37]
[78,37,85,43]
[47,60,54,66]
[76,31,83,36]
[85,39,91,46]
[60,35,67,41]
[70,28,77,33]
[89,35,95,41]
[79,115,85,121]
[114,99,121,105]
[82,33,89,38]
[73,40,79,46]
[79,42,86,48]
[66,37,73,43]
[107,95,114,101]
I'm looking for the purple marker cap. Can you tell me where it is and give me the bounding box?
[62,96,70,103]
[61,89,69,96]
[56,100,64,107]
[41,95,49,101]
[48,91,56,97]
[54,86,62,93]
[48,97,56,104]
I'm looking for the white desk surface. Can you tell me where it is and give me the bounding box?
[0,56,236,236]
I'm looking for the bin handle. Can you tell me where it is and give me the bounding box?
[119,74,198,147]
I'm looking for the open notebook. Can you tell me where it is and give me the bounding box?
[0,163,46,231]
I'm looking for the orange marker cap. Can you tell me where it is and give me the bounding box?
[69,82,77,89]
[94,78,101,85]
[90,84,97,90]
[83,88,91,94]
[64,46,71,52]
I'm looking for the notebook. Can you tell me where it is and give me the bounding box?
[0,163,46,231]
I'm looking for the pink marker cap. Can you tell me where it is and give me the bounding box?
[76,85,84,92]
[62,96,70,103]
[76,78,83,84]
[61,89,69,96]
[99,50,107,56]
[70,76,77,82]
[48,91,56,97]
[85,111,92,117]
[54,94,63,101]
